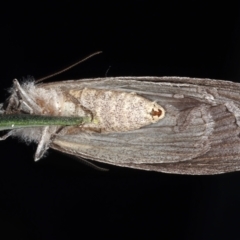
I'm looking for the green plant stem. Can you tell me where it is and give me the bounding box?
[0,114,90,131]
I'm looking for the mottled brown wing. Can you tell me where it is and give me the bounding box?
[49,77,240,175]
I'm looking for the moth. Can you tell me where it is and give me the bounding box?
[1,72,240,175]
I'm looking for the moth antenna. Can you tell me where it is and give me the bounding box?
[80,158,109,171]
[105,65,111,77]
[69,154,109,171]
[35,51,102,83]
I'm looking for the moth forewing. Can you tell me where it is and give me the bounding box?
[47,77,240,175]
[2,76,240,175]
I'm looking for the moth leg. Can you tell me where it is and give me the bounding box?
[4,94,19,114]
[17,100,34,114]
[13,79,42,114]
[0,130,13,140]
[78,105,93,121]
[4,93,34,114]
[34,126,52,161]
[57,125,101,135]
[65,92,94,120]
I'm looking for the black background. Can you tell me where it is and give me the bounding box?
[0,1,240,239]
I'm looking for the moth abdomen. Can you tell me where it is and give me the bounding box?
[68,88,165,132]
